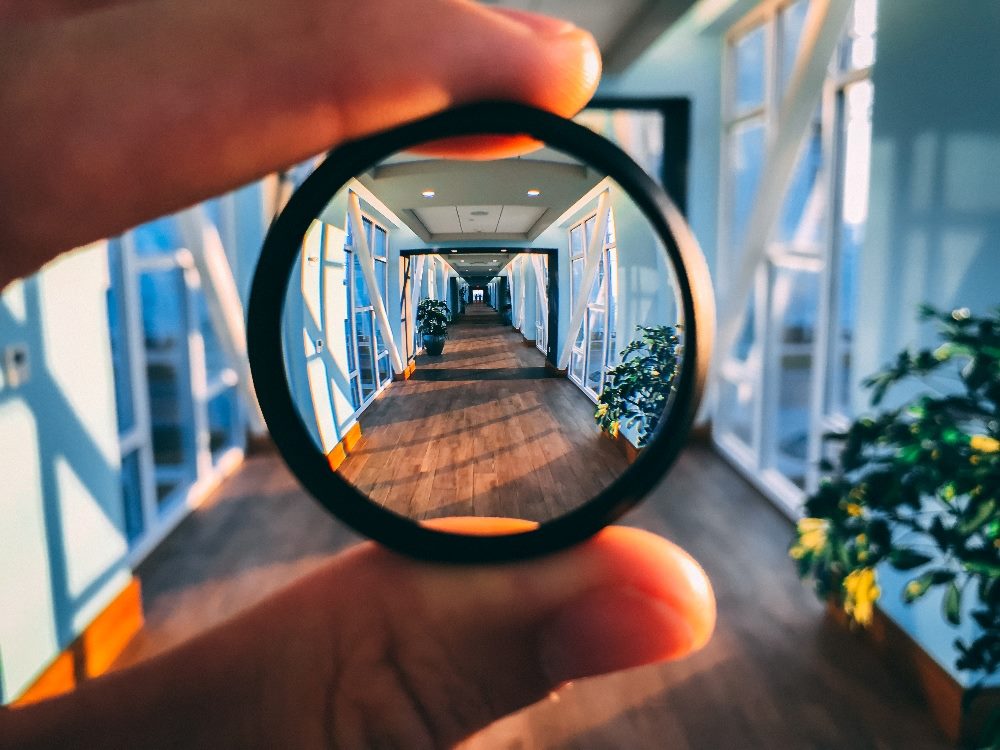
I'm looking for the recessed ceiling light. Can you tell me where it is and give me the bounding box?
[526,189,541,197]
[422,190,435,198]
[500,248,508,253]
[450,249,458,253]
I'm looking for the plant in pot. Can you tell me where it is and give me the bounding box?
[416,298,450,356]
[594,324,682,447]
[791,304,1000,745]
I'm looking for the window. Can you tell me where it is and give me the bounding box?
[568,208,618,401]
[106,206,246,561]
[715,0,878,513]
[345,206,392,412]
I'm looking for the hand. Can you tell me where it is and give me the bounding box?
[5,522,713,749]
[0,2,715,747]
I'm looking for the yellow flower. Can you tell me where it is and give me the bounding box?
[789,545,806,560]
[796,518,829,554]
[844,568,880,627]
[845,503,863,517]
[651,369,660,377]
[595,403,609,419]
[971,435,1000,453]
[905,579,924,597]
[855,533,867,546]
[609,421,620,438]
[971,455,981,466]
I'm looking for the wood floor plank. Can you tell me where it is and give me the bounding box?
[337,303,626,522]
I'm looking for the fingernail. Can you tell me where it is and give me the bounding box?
[538,587,696,685]
[491,7,581,37]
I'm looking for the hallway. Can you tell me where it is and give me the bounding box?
[339,302,628,522]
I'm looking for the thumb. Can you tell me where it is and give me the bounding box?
[1,0,601,280]
[287,523,715,748]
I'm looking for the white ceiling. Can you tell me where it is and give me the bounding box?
[357,148,605,243]
[480,0,697,73]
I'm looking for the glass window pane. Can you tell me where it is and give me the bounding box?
[570,225,584,257]
[352,253,371,308]
[769,267,820,488]
[570,351,584,383]
[120,450,144,544]
[106,239,135,434]
[585,308,606,394]
[778,113,824,246]
[207,387,239,459]
[584,216,596,248]
[356,311,376,399]
[375,258,388,309]
[571,258,584,306]
[373,226,387,259]
[131,216,183,257]
[828,79,874,416]
[734,26,766,112]
[197,292,231,383]
[140,268,196,504]
[779,0,810,96]
[377,354,391,385]
[729,122,766,253]
[718,379,754,447]
[607,249,618,363]
[589,257,606,305]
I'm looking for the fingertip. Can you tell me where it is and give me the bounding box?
[583,526,717,652]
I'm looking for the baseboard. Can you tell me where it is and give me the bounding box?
[14,578,143,706]
[827,600,1000,743]
[325,422,363,471]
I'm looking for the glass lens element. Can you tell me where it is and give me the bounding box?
[278,141,688,527]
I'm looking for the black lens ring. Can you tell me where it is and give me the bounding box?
[248,101,714,562]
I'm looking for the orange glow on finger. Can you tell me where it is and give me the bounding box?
[407,134,545,160]
[421,516,540,535]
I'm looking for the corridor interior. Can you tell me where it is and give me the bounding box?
[339,301,627,522]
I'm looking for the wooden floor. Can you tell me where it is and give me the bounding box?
[340,303,627,522]
[111,315,948,748]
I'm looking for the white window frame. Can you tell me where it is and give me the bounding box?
[715,0,877,515]
[109,219,246,565]
[568,211,618,402]
[345,210,392,415]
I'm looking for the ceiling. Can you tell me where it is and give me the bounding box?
[479,0,697,73]
[356,147,605,243]
[442,251,515,282]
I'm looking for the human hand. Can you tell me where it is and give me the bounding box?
[0,0,601,288]
[4,522,714,748]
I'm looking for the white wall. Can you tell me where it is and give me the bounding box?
[0,246,131,701]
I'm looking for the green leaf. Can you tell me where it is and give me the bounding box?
[959,499,998,535]
[888,548,933,571]
[903,570,956,603]
[943,581,962,626]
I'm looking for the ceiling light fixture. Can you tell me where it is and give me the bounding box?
[500,248,508,253]
[526,189,541,197]
[421,190,435,198]
[450,249,458,253]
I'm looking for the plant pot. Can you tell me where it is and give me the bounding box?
[422,333,446,356]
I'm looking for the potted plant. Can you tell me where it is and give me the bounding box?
[791,305,1000,745]
[416,298,450,356]
[594,324,682,447]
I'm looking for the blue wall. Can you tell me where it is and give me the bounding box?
[856,0,1000,686]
